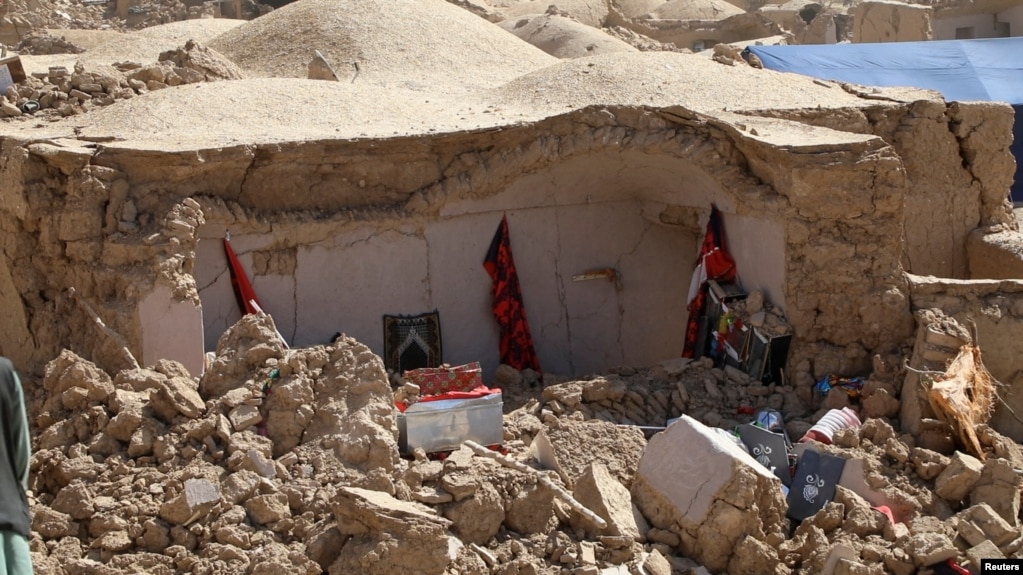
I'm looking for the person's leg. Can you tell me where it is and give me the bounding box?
[0,532,32,575]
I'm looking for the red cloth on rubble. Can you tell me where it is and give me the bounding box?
[682,205,737,357]
[416,386,501,403]
[483,216,541,373]
[224,236,263,316]
[394,386,501,412]
[404,363,483,396]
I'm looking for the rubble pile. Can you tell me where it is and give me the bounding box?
[123,0,222,28]
[0,0,111,44]
[601,25,681,52]
[14,32,87,55]
[0,40,242,119]
[539,357,811,437]
[721,289,792,339]
[28,314,395,575]
[0,0,268,44]
[18,308,1023,575]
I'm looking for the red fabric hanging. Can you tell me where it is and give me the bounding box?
[224,236,262,316]
[483,216,541,374]
[682,205,737,357]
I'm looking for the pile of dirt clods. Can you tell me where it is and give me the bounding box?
[21,313,1023,575]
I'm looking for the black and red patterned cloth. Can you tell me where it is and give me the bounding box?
[682,205,737,358]
[483,216,541,374]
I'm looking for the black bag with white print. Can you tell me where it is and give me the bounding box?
[786,448,845,521]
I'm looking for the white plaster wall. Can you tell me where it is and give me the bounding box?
[1000,5,1023,36]
[294,225,431,350]
[195,232,276,347]
[933,13,1001,39]
[138,284,206,375]
[195,205,694,379]
[193,150,789,379]
[722,213,786,312]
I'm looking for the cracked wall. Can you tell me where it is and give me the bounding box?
[908,275,1023,443]
[751,100,1017,280]
[2,101,1012,397]
[194,149,712,378]
[853,1,933,42]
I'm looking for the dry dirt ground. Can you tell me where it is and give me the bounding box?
[1,1,1021,575]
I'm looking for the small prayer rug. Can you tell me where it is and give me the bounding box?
[383,310,442,374]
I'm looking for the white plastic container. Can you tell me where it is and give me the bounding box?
[397,392,503,454]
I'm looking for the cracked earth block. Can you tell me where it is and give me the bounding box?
[630,415,787,573]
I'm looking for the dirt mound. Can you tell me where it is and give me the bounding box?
[495,0,611,27]
[76,34,193,67]
[615,0,670,19]
[41,29,130,50]
[66,78,492,148]
[497,12,638,58]
[486,50,870,113]
[24,312,1023,575]
[208,0,557,93]
[131,18,248,44]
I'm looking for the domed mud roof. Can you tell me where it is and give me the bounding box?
[486,51,871,113]
[645,0,745,20]
[66,79,490,148]
[614,0,669,19]
[133,18,247,43]
[494,0,610,27]
[208,0,557,94]
[497,13,638,58]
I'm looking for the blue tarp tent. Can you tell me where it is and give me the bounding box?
[746,38,1023,202]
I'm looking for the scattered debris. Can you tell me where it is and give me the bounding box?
[20,305,1023,575]
[0,40,240,119]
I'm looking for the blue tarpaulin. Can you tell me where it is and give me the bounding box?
[746,38,1023,201]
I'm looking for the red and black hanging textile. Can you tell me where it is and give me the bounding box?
[682,205,737,357]
[483,216,541,373]
[224,235,262,316]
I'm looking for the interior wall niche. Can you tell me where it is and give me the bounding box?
[195,201,696,379]
[192,149,779,379]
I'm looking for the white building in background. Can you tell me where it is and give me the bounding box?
[931,0,1023,40]
[854,0,1023,43]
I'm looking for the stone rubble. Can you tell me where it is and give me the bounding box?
[0,2,1020,574]
[0,40,242,119]
[16,309,1023,575]
[0,0,266,44]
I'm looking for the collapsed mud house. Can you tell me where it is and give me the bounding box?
[1,0,1023,573]
[0,2,1018,399]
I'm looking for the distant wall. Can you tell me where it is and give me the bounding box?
[853,1,933,42]
[620,13,780,51]
[933,12,1010,40]
[1001,5,1023,37]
